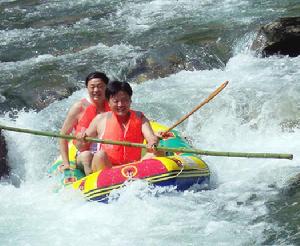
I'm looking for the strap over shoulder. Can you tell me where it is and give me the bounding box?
[134,110,144,119]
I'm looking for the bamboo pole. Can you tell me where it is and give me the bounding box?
[0,124,293,160]
[164,80,229,133]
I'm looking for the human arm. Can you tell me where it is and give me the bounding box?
[59,102,82,170]
[141,116,159,152]
[84,114,102,138]
[74,114,103,149]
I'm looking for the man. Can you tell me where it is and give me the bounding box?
[82,81,159,172]
[59,71,109,175]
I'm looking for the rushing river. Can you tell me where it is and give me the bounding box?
[1,0,300,245]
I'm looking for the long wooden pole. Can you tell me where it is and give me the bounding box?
[0,124,293,160]
[164,81,229,133]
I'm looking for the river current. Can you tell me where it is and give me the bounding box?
[0,0,300,245]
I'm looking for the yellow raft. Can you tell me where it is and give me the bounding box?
[49,122,210,202]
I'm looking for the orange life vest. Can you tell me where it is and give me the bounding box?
[73,98,110,150]
[101,110,144,165]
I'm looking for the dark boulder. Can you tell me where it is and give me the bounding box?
[0,130,9,179]
[252,17,300,57]
[0,78,80,114]
[126,45,226,83]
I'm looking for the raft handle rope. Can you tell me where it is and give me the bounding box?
[174,158,185,178]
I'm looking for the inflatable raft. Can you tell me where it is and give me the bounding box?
[49,122,210,202]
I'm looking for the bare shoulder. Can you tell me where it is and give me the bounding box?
[61,100,84,133]
[87,111,108,135]
[93,112,108,123]
[141,114,149,124]
[100,111,110,117]
[65,100,84,119]
[70,100,84,113]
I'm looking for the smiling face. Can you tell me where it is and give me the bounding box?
[87,78,106,103]
[108,90,132,117]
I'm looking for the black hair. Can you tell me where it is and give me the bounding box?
[85,71,109,87]
[105,81,133,100]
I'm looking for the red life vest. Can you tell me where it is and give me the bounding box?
[73,98,110,149]
[101,110,144,165]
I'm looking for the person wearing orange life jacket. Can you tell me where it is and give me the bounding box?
[59,71,110,175]
[83,81,159,172]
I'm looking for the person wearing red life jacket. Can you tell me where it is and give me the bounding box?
[59,71,109,175]
[83,80,159,172]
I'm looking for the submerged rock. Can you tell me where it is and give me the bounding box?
[280,119,300,132]
[0,79,79,114]
[0,130,9,179]
[252,17,300,57]
[263,175,300,244]
[282,173,300,199]
[126,45,226,83]
[33,85,79,110]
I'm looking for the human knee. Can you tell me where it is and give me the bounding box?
[94,150,107,159]
[80,151,93,158]
[77,151,93,163]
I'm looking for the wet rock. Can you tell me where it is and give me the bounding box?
[252,17,300,57]
[0,55,86,114]
[0,77,79,114]
[284,173,300,196]
[263,176,300,244]
[280,119,300,132]
[0,130,9,179]
[33,85,80,110]
[236,193,258,206]
[126,45,226,83]
[127,47,186,83]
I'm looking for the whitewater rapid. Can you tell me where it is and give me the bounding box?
[1,51,300,245]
